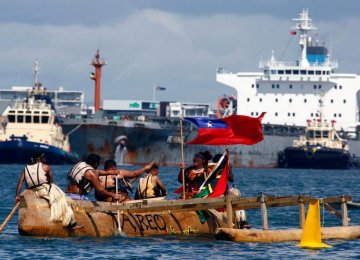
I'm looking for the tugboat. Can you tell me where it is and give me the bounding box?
[0,61,79,164]
[278,95,350,169]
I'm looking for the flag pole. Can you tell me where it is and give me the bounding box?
[179,106,186,200]
[152,84,156,102]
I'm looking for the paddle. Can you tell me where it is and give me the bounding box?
[115,176,127,237]
[0,202,20,233]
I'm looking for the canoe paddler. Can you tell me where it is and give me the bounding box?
[95,159,155,202]
[178,152,212,199]
[15,152,81,229]
[135,164,167,200]
[65,154,121,201]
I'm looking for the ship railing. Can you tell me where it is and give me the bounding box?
[259,60,338,69]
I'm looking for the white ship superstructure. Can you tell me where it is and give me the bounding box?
[217,10,360,132]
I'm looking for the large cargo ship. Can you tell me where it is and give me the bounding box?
[60,10,360,167]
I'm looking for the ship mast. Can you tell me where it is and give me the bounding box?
[90,50,106,112]
[34,60,42,90]
[292,9,316,67]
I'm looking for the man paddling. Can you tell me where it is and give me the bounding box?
[66,154,121,201]
[95,159,155,202]
[15,152,80,229]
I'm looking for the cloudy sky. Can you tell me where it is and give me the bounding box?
[1,0,360,106]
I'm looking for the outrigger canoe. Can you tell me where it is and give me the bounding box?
[18,190,226,237]
[215,226,360,243]
[18,190,360,243]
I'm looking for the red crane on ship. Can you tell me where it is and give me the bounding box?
[90,50,106,112]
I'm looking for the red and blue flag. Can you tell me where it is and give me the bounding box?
[185,112,265,145]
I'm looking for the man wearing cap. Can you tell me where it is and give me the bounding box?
[15,152,80,229]
[135,164,167,200]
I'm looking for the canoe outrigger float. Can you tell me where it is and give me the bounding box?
[18,190,360,242]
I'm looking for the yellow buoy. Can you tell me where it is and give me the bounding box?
[297,199,332,249]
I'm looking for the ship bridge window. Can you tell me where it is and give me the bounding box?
[9,110,15,113]
[18,111,24,114]
[276,84,280,88]
[293,70,299,75]
[25,116,31,123]
[271,70,277,74]
[41,116,49,124]
[319,85,322,89]
[285,70,291,74]
[42,111,49,114]
[343,99,347,103]
[17,115,24,123]
[306,130,314,139]
[247,98,250,102]
[272,84,275,89]
[278,70,284,75]
[334,85,337,89]
[289,84,293,89]
[34,116,40,124]
[34,111,40,114]
[300,70,306,75]
[8,115,15,123]
[316,71,321,75]
[315,131,321,138]
[26,111,31,114]
[308,70,314,75]
[323,131,329,138]
[339,85,343,89]
[322,71,326,75]
[326,71,330,75]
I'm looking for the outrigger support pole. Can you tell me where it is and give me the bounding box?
[179,107,186,200]
[259,193,269,230]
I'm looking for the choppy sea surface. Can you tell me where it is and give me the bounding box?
[0,165,359,259]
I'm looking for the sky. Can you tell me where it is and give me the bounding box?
[0,0,360,106]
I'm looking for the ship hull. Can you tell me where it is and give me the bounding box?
[0,140,79,165]
[62,121,294,167]
[62,121,360,168]
[282,146,351,169]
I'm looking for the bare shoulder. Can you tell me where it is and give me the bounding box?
[152,175,160,181]
[42,163,51,172]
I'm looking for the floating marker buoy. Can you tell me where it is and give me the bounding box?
[297,199,332,249]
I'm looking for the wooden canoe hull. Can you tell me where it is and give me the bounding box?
[18,190,223,237]
[215,226,360,243]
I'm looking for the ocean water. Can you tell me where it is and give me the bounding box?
[0,165,359,259]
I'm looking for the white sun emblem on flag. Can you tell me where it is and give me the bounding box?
[207,121,213,127]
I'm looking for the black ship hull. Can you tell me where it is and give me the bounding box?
[0,139,79,165]
[280,146,351,169]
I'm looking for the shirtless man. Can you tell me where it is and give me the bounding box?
[95,159,155,202]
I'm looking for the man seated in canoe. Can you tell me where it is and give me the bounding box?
[65,154,121,201]
[15,152,81,229]
[95,159,155,202]
[135,164,167,200]
[178,151,212,199]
